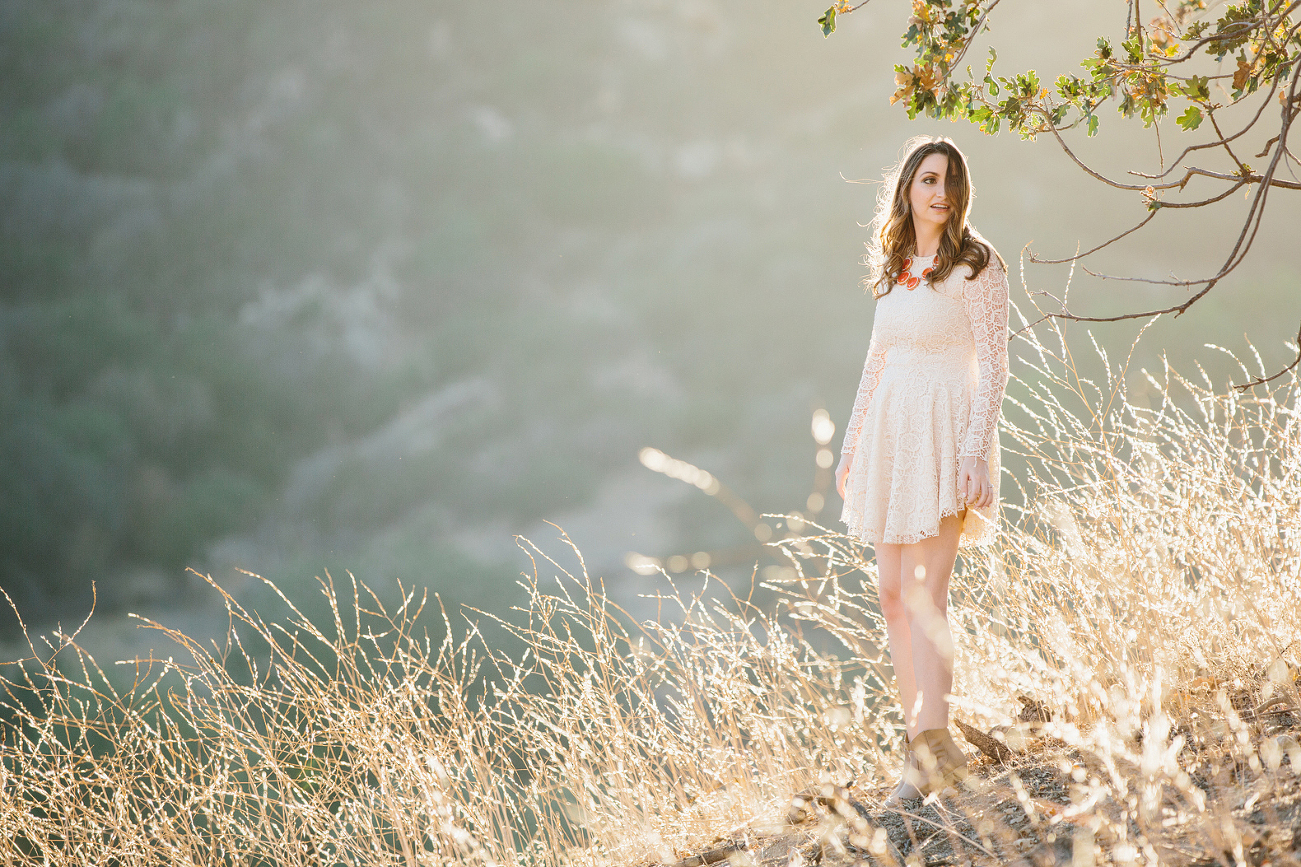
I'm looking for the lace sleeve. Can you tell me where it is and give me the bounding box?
[959,258,1010,458]
[839,318,888,464]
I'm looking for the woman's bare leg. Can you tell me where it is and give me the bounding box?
[876,513,964,739]
[900,513,963,733]
[873,542,915,735]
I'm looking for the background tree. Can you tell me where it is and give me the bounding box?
[3,1,1293,644]
[821,0,1301,387]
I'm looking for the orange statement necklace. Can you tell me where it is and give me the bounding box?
[898,256,935,290]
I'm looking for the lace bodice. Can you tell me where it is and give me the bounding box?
[840,253,1010,465]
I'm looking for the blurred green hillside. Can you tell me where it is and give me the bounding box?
[1,1,1297,640]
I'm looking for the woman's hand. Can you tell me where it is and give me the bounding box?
[958,457,993,509]
[835,452,853,499]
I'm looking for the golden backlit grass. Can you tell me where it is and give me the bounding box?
[2,322,1300,866]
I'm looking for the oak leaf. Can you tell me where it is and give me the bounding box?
[818,5,837,37]
[891,67,916,104]
[917,64,939,94]
[1176,105,1203,130]
[1233,59,1251,91]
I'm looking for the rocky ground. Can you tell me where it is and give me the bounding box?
[658,696,1301,867]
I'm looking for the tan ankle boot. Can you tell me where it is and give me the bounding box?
[911,728,970,796]
[882,735,923,807]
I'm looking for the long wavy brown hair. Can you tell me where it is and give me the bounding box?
[865,136,1004,298]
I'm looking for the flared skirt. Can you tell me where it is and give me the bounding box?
[840,370,998,547]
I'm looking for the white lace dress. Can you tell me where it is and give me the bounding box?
[839,252,1010,547]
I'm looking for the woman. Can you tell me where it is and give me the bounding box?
[835,136,1009,805]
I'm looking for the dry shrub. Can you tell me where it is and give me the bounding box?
[1,321,1299,866]
[938,320,1301,864]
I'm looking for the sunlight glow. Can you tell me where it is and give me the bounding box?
[811,409,836,445]
[623,552,661,576]
[638,447,721,495]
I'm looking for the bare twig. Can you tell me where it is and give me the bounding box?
[1024,54,1300,337]
[1027,211,1157,265]
[946,0,1003,73]
[1233,322,1301,391]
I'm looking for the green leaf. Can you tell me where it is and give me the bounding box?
[1184,75,1210,101]
[818,5,836,37]
[1121,35,1143,63]
[1087,114,1099,136]
[1176,105,1203,131]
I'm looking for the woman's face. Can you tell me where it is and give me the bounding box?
[907,152,953,234]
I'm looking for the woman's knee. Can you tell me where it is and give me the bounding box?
[874,545,905,615]
[878,584,907,620]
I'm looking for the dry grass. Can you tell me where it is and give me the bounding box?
[3,322,1301,866]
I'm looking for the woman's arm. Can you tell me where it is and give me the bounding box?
[960,257,1010,460]
[957,256,1010,508]
[836,323,888,497]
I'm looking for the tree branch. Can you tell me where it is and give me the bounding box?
[844,0,1301,386]
[1181,167,1301,191]
[945,0,1002,74]
[1030,55,1298,285]
[1233,323,1301,391]
[1119,67,1289,180]
[1035,59,1299,338]
[1027,212,1157,265]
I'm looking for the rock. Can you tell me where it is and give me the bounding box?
[668,842,743,867]
[955,718,1013,763]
